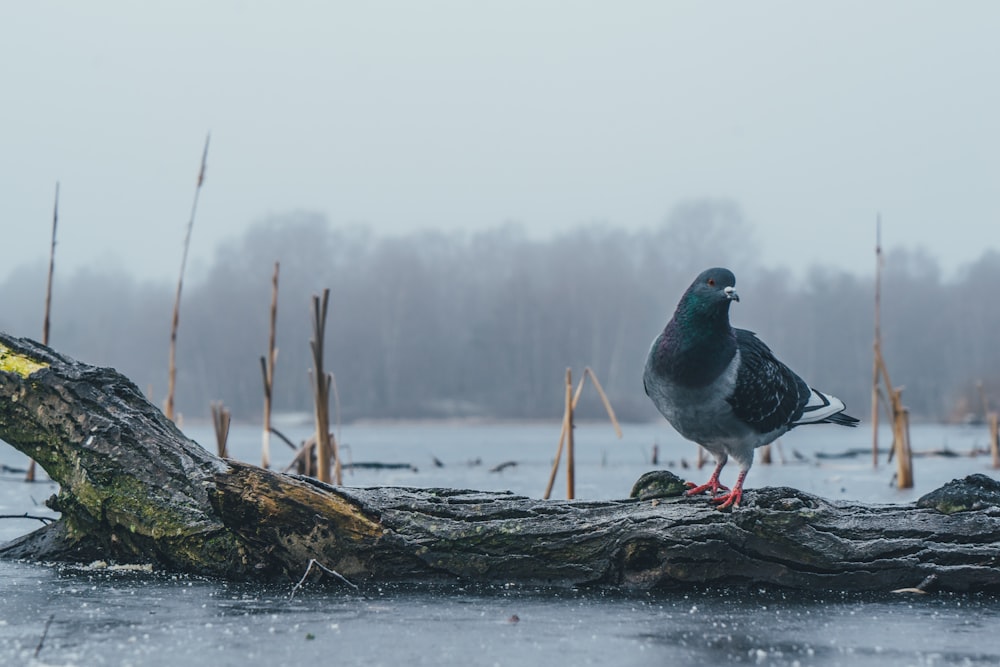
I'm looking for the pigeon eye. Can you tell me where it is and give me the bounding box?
[707,278,716,287]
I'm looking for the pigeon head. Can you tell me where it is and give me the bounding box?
[653,267,740,386]
[677,267,739,321]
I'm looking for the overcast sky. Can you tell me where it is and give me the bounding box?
[3,1,998,285]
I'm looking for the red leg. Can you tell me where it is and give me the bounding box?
[685,458,729,498]
[711,468,748,509]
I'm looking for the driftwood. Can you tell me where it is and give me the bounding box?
[2,331,1000,592]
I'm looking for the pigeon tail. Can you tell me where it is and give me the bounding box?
[793,388,859,427]
[824,412,862,427]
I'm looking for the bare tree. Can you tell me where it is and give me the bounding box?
[4,206,1000,425]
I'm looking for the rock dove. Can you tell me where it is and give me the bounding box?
[643,267,859,509]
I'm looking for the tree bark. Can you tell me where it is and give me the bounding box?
[2,331,1000,592]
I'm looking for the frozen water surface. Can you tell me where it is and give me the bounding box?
[2,422,1000,666]
[1,564,997,667]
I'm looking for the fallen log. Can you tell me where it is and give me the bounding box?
[2,332,1000,592]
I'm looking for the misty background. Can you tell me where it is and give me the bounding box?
[2,198,998,425]
[3,2,1000,286]
[3,4,999,427]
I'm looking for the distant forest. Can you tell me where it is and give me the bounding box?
[2,199,998,424]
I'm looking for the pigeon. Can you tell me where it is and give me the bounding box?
[643,267,859,509]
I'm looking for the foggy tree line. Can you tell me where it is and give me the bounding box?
[2,199,998,424]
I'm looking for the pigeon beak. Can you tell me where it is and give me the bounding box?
[724,286,740,302]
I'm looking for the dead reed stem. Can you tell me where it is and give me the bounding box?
[543,367,622,500]
[268,426,298,452]
[870,219,912,488]
[287,437,317,477]
[543,375,586,499]
[871,215,882,468]
[881,375,913,488]
[166,133,210,422]
[871,340,882,467]
[211,401,231,458]
[582,366,622,439]
[894,394,913,487]
[330,371,342,453]
[310,289,339,484]
[989,412,999,469]
[27,182,60,483]
[260,261,280,469]
[760,441,787,465]
[876,348,911,483]
[759,444,772,465]
[565,368,575,500]
[42,182,58,348]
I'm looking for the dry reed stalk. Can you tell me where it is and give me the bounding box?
[565,368,575,500]
[896,399,913,488]
[543,375,586,499]
[878,352,913,488]
[764,440,787,464]
[166,133,210,422]
[870,221,912,489]
[871,340,882,467]
[329,371,343,474]
[871,215,883,468]
[759,444,772,465]
[27,182,60,483]
[211,401,231,458]
[989,412,999,469]
[581,366,622,438]
[284,436,317,477]
[884,383,913,488]
[42,182,58,347]
[543,367,623,500]
[268,426,298,452]
[260,262,280,469]
[310,289,340,484]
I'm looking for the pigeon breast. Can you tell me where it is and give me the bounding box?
[644,338,755,449]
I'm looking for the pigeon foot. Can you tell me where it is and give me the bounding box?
[710,487,743,510]
[684,479,729,498]
[710,469,748,510]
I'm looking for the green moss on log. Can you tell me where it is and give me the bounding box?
[0,343,48,378]
[917,474,1000,514]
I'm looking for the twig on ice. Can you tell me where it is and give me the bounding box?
[0,513,55,524]
[34,614,54,658]
[289,558,359,599]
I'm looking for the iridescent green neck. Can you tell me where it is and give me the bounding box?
[656,292,736,387]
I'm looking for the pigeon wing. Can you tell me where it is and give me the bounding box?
[727,329,810,435]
